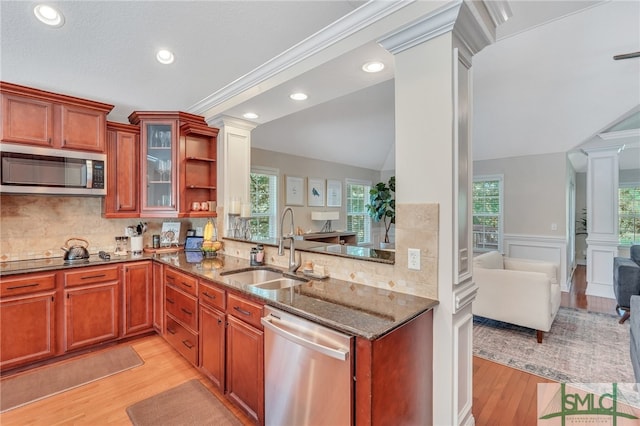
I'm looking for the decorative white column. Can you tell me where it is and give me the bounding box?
[379,2,509,424]
[209,115,256,236]
[584,144,623,298]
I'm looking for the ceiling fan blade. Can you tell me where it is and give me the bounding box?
[613,51,640,60]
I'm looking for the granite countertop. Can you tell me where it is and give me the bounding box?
[0,252,437,340]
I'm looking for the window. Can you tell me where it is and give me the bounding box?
[619,185,640,244]
[473,175,503,252]
[249,167,278,240]
[346,179,371,244]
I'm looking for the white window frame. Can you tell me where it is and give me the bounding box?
[345,178,372,245]
[619,183,640,245]
[249,166,279,240]
[472,174,504,253]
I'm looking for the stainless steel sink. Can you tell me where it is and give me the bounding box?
[221,267,307,291]
[221,268,284,284]
[251,277,306,290]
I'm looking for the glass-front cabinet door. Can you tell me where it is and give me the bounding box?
[141,120,177,216]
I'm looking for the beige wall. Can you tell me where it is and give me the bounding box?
[474,152,568,236]
[252,148,392,244]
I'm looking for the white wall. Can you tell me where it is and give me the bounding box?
[473,0,640,162]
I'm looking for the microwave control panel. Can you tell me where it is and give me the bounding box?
[92,161,105,189]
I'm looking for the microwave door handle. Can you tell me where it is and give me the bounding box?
[86,160,93,189]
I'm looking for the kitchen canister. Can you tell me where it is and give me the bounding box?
[130,235,144,255]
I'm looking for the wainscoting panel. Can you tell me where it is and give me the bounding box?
[586,243,617,299]
[503,234,569,291]
[454,307,474,426]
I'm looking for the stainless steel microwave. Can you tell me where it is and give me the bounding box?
[0,143,106,195]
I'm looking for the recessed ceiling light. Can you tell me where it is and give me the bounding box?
[33,4,65,27]
[243,112,259,119]
[289,92,308,101]
[362,61,385,73]
[156,49,175,65]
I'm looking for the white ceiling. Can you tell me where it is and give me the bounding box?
[1,1,638,171]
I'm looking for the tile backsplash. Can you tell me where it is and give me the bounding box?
[0,195,211,261]
[1,195,438,299]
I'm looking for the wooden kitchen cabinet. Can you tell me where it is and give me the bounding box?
[164,266,199,366]
[164,267,198,296]
[122,261,153,336]
[0,93,53,147]
[200,304,226,390]
[226,292,264,424]
[0,272,57,370]
[64,266,120,352]
[181,122,219,217]
[128,111,218,218]
[354,309,433,425]
[0,81,113,152]
[165,284,198,331]
[152,262,164,333]
[104,122,140,218]
[199,281,226,390]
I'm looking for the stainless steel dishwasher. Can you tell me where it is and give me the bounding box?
[261,306,354,426]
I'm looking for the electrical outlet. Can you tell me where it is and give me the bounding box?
[408,248,420,270]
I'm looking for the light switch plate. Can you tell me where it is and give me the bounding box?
[408,248,420,270]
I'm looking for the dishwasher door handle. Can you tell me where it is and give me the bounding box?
[261,316,349,361]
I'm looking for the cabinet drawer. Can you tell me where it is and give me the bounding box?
[227,293,263,330]
[165,285,198,331]
[199,281,225,311]
[1,272,56,297]
[64,266,119,287]
[165,315,198,366]
[165,268,197,296]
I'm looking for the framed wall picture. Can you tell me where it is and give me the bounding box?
[307,178,325,207]
[285,175,305,206]
[326,179,342,207]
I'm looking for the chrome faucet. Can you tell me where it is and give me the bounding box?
[278,207,301,272]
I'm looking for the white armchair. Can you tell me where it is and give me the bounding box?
[472,251,561,343]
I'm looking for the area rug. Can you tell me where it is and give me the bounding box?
[0,345,143,413]
[473,307,635,383]
[126,379,242,426]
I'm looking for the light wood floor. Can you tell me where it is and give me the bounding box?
[472,265,619,426]
[0,266,619,426]
[0,335,254,426]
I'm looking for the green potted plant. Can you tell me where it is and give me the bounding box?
[367,176,395,247]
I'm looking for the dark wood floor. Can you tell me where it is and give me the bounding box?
[472,265,619,425]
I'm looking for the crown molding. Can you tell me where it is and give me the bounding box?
[378,0,501,57]
[483,0,512,28]
[378,1,461,55]
[188,1,413,116]
[209,115,258,132]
